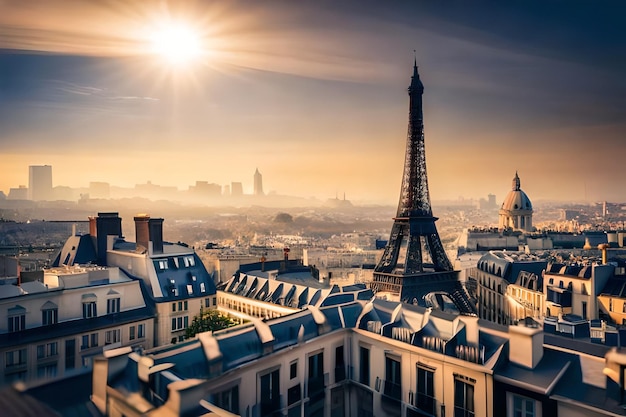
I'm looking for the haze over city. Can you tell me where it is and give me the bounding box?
[1,1,625,205]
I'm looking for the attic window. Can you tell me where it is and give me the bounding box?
[191,275,197,281]
[200,282,206,293]
[183,256,196,268]
[187,285,193,295]
[158,260,168,270]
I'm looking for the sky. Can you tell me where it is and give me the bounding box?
[1,0,625,205]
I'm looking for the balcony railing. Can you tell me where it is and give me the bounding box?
[382,379,402,400]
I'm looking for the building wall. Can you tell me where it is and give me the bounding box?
[155,295,216,346]
[476,268,509,325]
[217,290,297,322]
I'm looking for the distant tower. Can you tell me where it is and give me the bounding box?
[28,165,53,201]
[253,168,264,196]
[498,172,533,232]
[231,182,243,197]
[370,61,474,314]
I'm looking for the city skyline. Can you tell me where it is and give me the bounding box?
[1,1,626,205]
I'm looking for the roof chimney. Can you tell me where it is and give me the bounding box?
[89,216,97,236]
[149,218,164,254]
[598,243,609,265]
[95,212,122,265]
[134,214,150,252]
[508,321,543,369]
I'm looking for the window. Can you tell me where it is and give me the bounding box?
[416,364,435,414]
[200,282,206,293]
[105,329,121,345]
[610,298,614,312]
[290,360,298,379]
[259,368,280,416]
[213,297,217,306]
[5,349,27,368]
[288,384,301,406]
[171,316,189,331]
[8,314,25,333]
[384,356,401,400]
[359,346,370,385]
[8,306,26,333]
[37,342,58,359]
[37,363,57,379]
[65,339,76,371]
[183,256,195,267]
[83,301,97,318]
[187,284,193,295]
[335,345,345,382]
[212,385,239,415]
[138,324,145,339]
[175,301,188,312]
[308,351,325,398]
[454,377,475,417]
[81,333,99,350]
[205,297,211,308]
[507,393,539,417]
[158,260,168,270]
[107,298,120,314]
[42,308,58,326]
[129,326,136,340]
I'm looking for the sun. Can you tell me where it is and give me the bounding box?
[150,23,203,67]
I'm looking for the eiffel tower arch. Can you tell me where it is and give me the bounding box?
[370,61,475,315]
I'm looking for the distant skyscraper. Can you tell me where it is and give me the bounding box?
[231,182,243,197]
[28,165,53,201]
[370,61,474,315]
[253,168,264,196]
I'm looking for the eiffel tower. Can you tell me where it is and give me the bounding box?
[370,61,475,315]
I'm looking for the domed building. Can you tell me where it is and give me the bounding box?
[499,172,533,232]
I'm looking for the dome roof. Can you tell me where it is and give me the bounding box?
[501,172,532,212]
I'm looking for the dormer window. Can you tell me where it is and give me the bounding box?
[200,282,206,293]
[107,298,120,314]
[158,260,168,270]
[170,279,178,296]
[187,284,193,295]
[41,301,58,326]
[183,256,195,268]
[8,305,26,333]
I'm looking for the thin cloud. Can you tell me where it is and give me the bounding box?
[51,80,158,102]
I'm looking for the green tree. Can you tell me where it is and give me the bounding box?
[185,308,236,339]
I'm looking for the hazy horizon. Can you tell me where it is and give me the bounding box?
[2,1,626,206]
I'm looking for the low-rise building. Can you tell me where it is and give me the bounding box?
[0,263,153,386]
[543,262,614,320]
[474,251,547,325]
[54,212,219,347]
